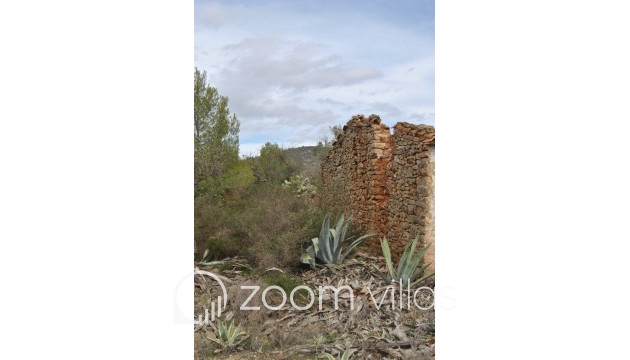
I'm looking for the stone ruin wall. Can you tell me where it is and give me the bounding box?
[320,114,393,241]
[321,114,435,271]
[387,122,435,271]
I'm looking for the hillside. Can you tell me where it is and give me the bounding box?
[283,145,329,180]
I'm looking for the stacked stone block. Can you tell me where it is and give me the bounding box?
[321,114,392,242]
[321,114,435,271]
[386,122,435,271]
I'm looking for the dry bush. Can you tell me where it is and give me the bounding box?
[195,184,324,271]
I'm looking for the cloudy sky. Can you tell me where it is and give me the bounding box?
[195,0,434,156]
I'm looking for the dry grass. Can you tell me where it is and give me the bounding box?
[194,256,435,359]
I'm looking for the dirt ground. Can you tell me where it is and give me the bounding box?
[194,254,435,359]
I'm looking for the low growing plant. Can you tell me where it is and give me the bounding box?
[208,319,248,353]
[380,236,434,286]
[301,213,375,266]
[321,348,355,360]
[263,273,304,294]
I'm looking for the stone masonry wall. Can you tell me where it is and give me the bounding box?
[320,114,392,239]
[321,114,435,271]
[386,122,435,271]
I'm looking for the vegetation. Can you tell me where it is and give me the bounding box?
[193,69,319,267]
[301,213,376,266]
[263,273,304,294]
[193,72,435,359]
[249,142,298,184]
[321,348,355,360]
[282,174,317,196]
[380,236,434,286]
[194,68,242,197]
[208,319,248,353]
[195,184,323,268]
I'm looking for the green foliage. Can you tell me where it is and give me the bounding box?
[321,348,355,360]
[380,236,434,286]
[282,174,317,196]
[250,142,297,184]
[195,184,324,268]
[263,273,304,294]
[302,214,376,266]
[194,67,241,197]
[209,319,248,353]
[194,68,239,149]
[195,158,255,197]
[224,159,256,189]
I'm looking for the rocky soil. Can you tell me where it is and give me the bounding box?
[194,254,435,359]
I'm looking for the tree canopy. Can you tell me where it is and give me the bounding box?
[194,68,242,196]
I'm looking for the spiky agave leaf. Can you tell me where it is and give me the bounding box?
[411,271,435,287]
[302,237,320,265]
[341,348,355,360]
[301,244,316,266]
[317,215,332,263]
[401,240,427,282]
[218,319,227,339]
[230,322,244,345]
[411,262,431,280]
[332,213,346,255]
[302,213,375,265]
[211,319,247,350]
[380,237,396,280]
[396,236,418,279]
[332,213,351,261]
[320,348,354,360]
[379,235,433,284]
[340,232,376,261]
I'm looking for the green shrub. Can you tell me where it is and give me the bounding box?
[263,273,304,294]
[195,158,255,198]
[250,143,297,184]
[195,183,324,269]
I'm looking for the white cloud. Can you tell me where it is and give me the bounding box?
[238,142,266,158]
[194,1,232,30]
[194,0,435,153]
[219,37,382,92]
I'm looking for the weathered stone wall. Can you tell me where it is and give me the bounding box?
[321,114,435,271]
[386,122,435,271]
[320,114,392,239]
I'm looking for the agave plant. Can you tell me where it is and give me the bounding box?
[301,214,375,266]
[380,236,434,286]
[209,319,248,352]
[321,348,355,360]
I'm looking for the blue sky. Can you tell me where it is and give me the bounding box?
[195,0,434,156]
